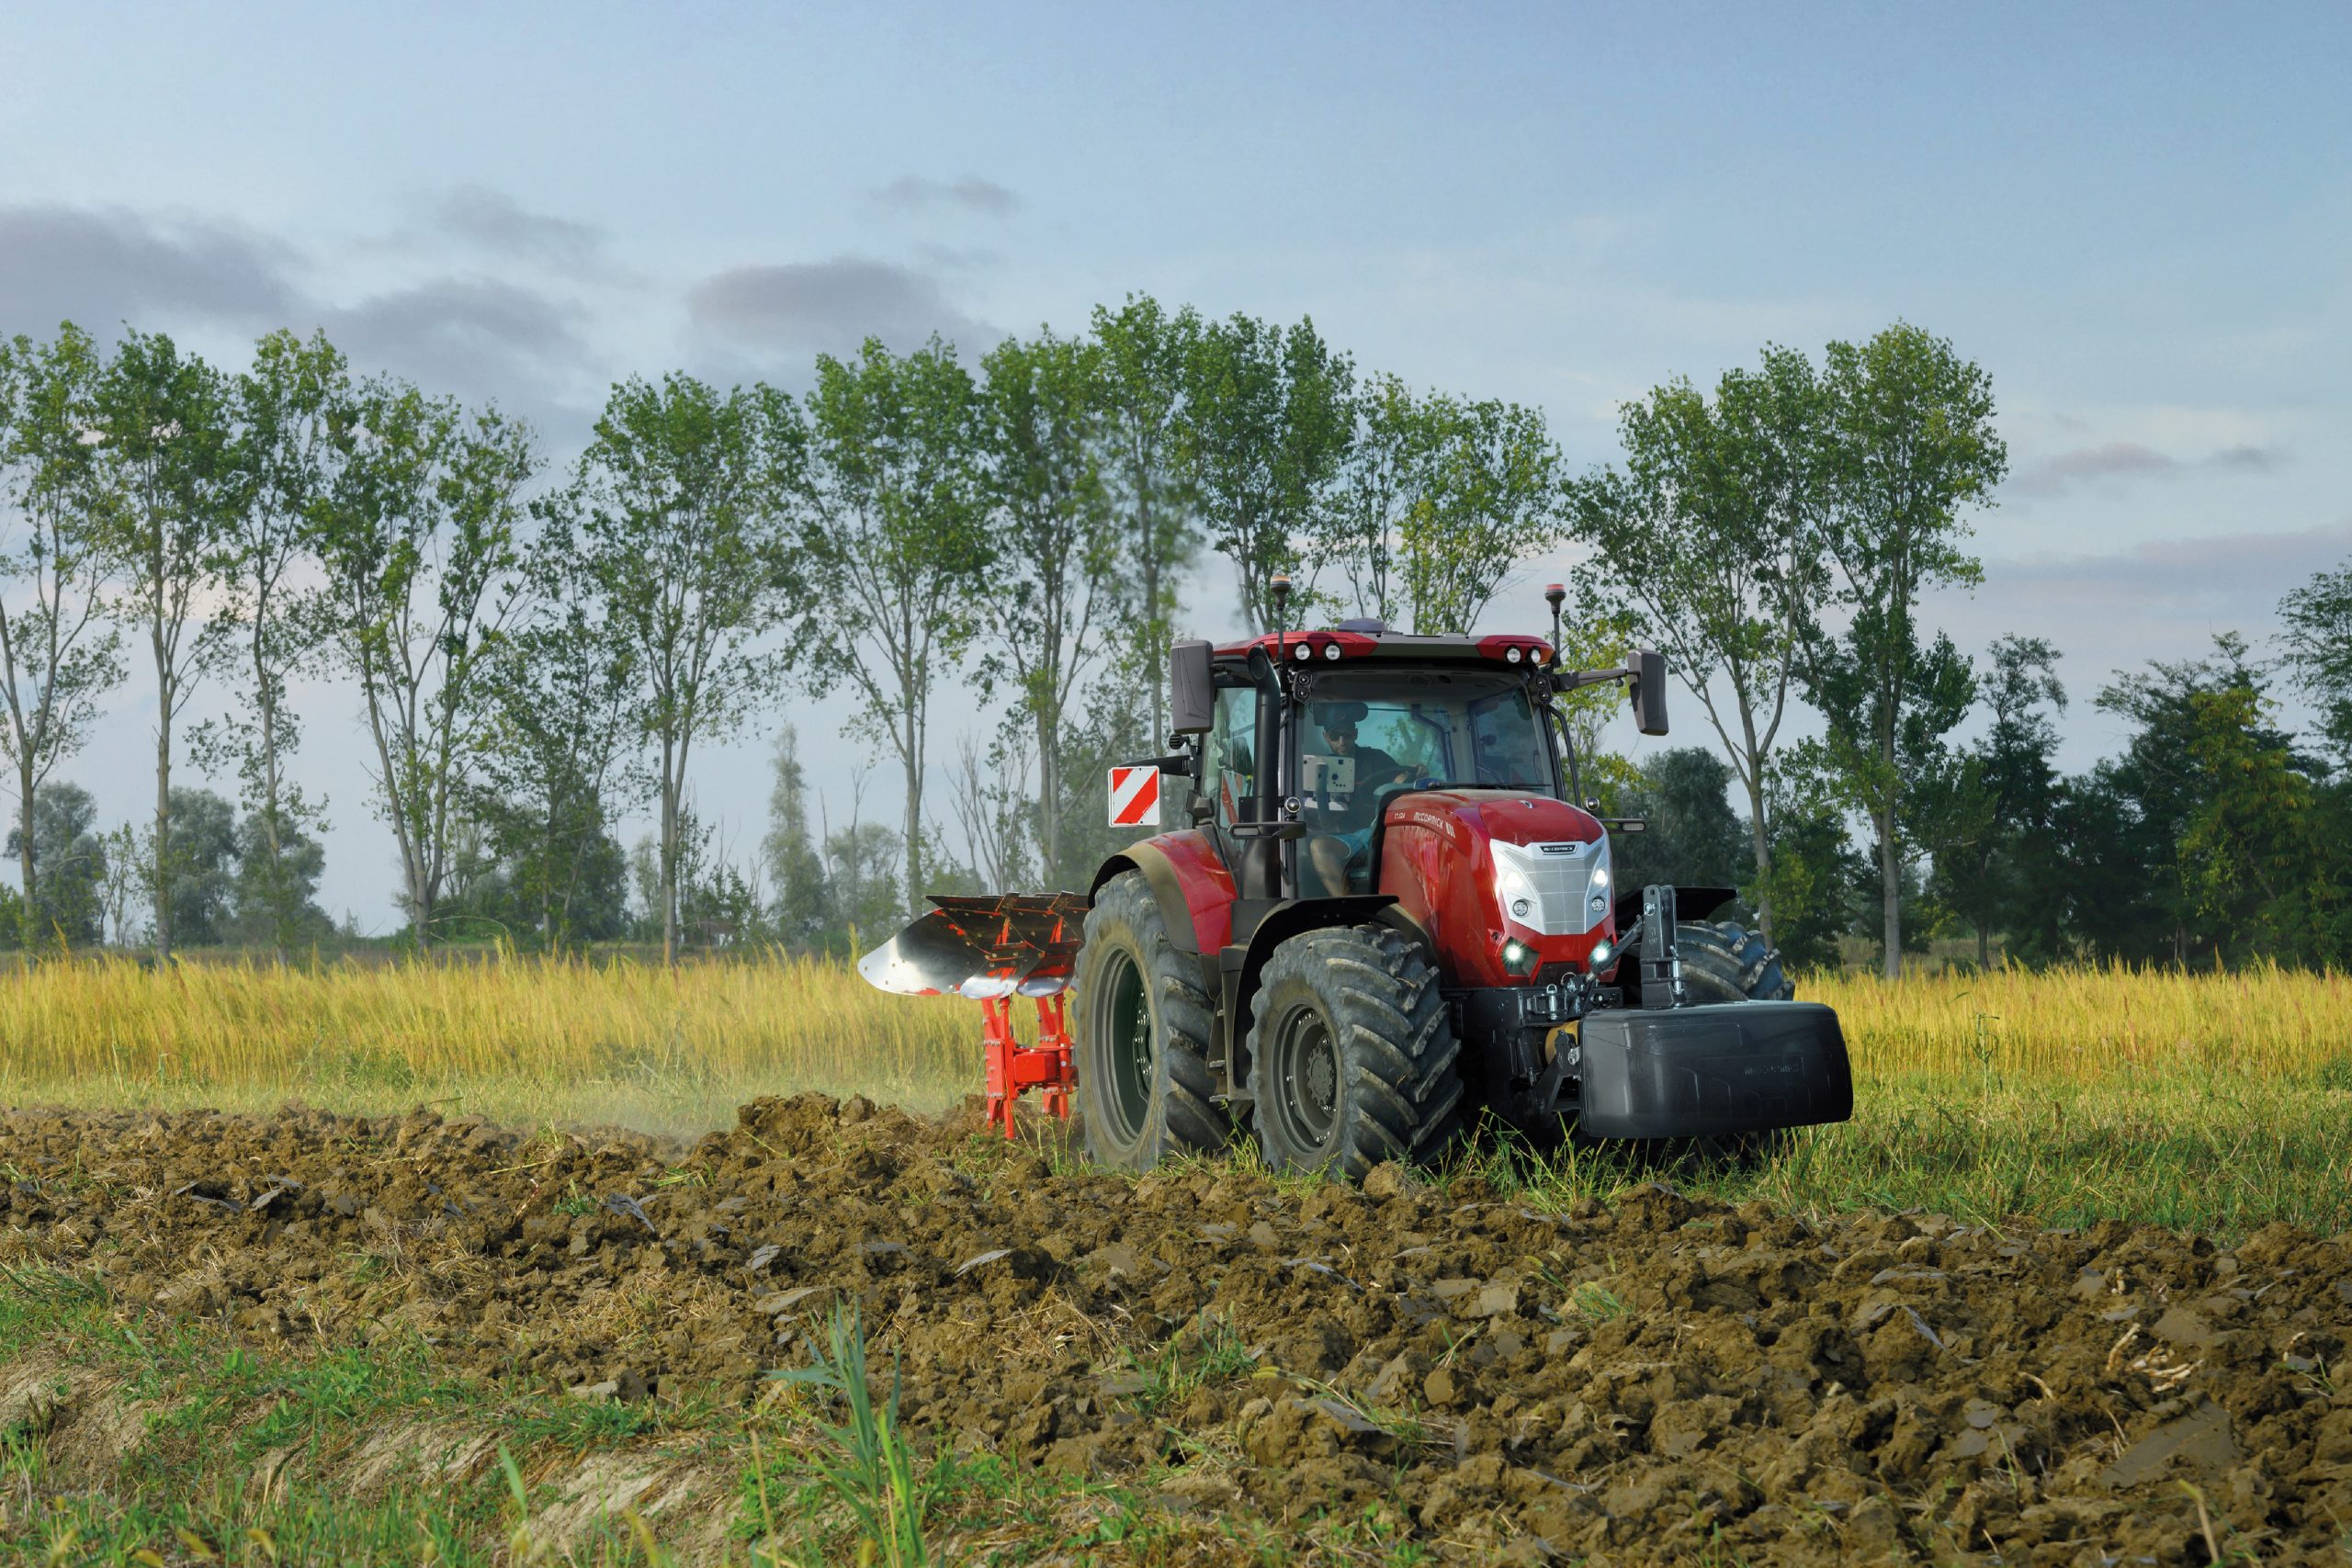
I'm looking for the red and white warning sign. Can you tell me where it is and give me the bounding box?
[1108,765,1160,827]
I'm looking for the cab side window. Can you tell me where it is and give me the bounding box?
[1469,690,1551,791]
[1209,687,1258,827]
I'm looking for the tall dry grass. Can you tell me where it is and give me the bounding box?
[0,952,978,1133]
[0,951,2344,1137]
[0,952,2344,1230]
[1804,958,2352,1081]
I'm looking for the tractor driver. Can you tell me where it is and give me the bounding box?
[1305,703,1412,896]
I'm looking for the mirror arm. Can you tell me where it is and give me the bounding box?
[1120,736,1203,784]
[1552,665,1636,693]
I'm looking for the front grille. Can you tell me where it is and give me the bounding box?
[1492,839,1609,936]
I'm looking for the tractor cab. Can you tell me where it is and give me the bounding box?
[1223,659,1562,897]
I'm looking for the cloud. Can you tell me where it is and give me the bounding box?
[0,204,301,333]
[322,276,591,401]
[2013,440,2177,494]
[1922,517,2352,700]
[429,186,604,270]
[869,175,1020,219]
[2014,438,2290,495]
[686,257,992,358]
[2210,443,2286,472]
[0,201,601,413]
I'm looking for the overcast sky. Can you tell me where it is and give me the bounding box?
[2,2,2346,928]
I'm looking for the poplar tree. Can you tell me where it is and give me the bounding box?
[91,330,234,961]
[1568,347,1826,945]
[975,327,1116,881]
[0,325,125,948]
[210,329,343,957]
[1801,323,2006,976]
[797,337,989,913]
[571,374,802,964]
[1089,295,1200,741]
[1180,313,1354,632]
[314,378,537,944]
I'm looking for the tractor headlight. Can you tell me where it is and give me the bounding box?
[1506,645,1523,664]
[1589,939,1615,973]
[1501,938,1539,976]
[1323,642,1340,660]
[1493,858,1539,928]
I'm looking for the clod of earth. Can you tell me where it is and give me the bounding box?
[2,1094,2348,1562]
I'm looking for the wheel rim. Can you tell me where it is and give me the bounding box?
[1268,1000,1340,1153]
[1099,946,1154,1143]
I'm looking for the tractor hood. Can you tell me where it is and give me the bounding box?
[1374,790,1613,989]
[1378,789,1603,854]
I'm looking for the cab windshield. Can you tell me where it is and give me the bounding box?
[1296,669,1557,830]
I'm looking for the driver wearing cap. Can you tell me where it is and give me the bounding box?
[1306,703,1411,896]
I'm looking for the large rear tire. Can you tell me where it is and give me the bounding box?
[1074,872,1227,1171]
[1673,919,1793,1003]
[1243,923,1463,1179]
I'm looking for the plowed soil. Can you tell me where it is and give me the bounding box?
[5,1094,2350,1563]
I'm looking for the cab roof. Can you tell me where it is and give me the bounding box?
[1212,624,1555,668]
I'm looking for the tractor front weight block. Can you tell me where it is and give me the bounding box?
[1577,1001,1853,1139]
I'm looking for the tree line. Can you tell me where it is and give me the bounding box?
[1578,333,2349,976]
[0,302,1569,961]
[1,308,2342,974]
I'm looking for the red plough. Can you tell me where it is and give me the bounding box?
[856,892,1089,1137]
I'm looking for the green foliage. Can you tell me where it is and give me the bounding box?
[1179,311,1355,632]
[2280,560,2352,768]
[1319,373,1566,634]
[159,785,239,947]
[16,301,2352,977]
[764,1303,947,1567]
[1089,294,1203,745]
[91,328,239,960]
[312,376,538,945]
[1758,745,1870,970]
[799,337,990,916]
[763,726,832,953]
[227,807,333,945]
[1611,748,1751,900]
[2072,635,2339,966]
[571,371,803,962]
[1918,636,2068,966]
[469,512,643,949]
[1800,323,2007,974]
[975,326,1119,884]
[0,323,129,949]
[1568,345,1826,941]
[2,782,108,947]
[204,327,345,957]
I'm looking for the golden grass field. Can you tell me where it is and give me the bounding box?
[0,953,2346,1233]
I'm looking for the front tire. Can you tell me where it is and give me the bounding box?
[1075,872,1227,1171]
[1243,923,1463,1179]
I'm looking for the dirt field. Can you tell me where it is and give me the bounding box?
[4,1095,2349,1563]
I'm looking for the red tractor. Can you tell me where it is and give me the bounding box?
[861,582,1851,1177]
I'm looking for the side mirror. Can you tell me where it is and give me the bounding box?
[1169,639,1216,736]
[1631,647,1668,736]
